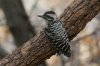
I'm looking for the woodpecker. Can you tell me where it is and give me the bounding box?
[38,11,71,57]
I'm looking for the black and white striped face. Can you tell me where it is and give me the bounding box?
[38,11,57,22]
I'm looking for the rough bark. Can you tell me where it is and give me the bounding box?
[0,0,100,66]
[0,0,35,47]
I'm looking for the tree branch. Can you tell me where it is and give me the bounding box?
[0,0,100,66]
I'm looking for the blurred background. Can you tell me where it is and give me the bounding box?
[0,0,100,66]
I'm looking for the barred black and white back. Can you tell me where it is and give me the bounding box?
[38,11,71,57]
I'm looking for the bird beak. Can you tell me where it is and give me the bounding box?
[38,15,46,19]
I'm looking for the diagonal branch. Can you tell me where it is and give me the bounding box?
[0,0,100,66]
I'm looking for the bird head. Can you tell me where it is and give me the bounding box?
[38,11,57,22]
